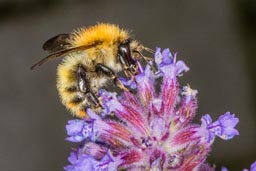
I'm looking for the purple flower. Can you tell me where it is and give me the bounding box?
[243,161,256,171]
[65,148,116,171]
[221,167,229,171]
[217,112,240,139]
[66,119,93,142]
[64,48,240,171]
[119,77,137,89]
[201,112,239,142]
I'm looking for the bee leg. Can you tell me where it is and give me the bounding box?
[118,54,131,77]
[95,63,130,92]
[86,92,101,107]
[77,64,102,108]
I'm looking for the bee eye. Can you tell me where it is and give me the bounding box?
[119,45,128,54]
[118,43,135,63]
[118,41,130,52]
[118,40,139,77]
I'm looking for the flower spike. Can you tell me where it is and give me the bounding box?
[64,48,239,171]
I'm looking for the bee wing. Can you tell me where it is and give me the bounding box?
[31,43,101,70]
[42,34,71,53]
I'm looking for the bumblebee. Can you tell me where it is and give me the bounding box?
[31,23,152,118]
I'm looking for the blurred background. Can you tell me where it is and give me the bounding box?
[0,0,255,170]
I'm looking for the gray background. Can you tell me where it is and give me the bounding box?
[0,0,255,170]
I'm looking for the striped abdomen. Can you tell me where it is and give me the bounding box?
[56,55,108,118]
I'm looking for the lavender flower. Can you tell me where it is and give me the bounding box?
[243,161,256,171]
[65,148,116,171]
[64,48,239,171]
[66,119,93,142]
[221,167,229,171]
[201,112,239,142]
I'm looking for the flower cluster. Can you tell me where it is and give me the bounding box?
[64,48,240,171]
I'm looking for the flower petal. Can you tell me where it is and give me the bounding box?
[136,64,155,105]
[65,119,93,142]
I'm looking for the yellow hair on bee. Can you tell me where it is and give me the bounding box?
[52,23,142,118]
[57,51,121,118]
[69,23,129,47]
[57,55,88,118]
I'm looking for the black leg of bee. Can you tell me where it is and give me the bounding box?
[95,63,130,92]
[77,64,101,107]
[118,54,131,77]
[86,92,100,107]
[118,54,130,69]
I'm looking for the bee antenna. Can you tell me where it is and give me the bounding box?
[133,49,158,73]
[142,46,155,54]
[133,50,153,62]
